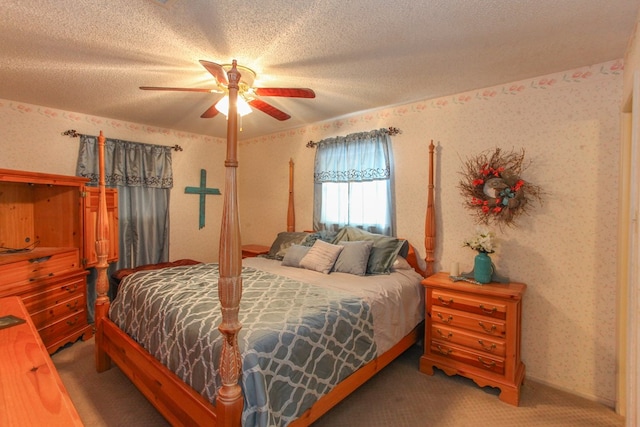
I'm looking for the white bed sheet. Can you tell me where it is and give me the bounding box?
[244,257,425,354]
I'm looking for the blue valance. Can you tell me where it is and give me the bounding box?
[314,129,391,183]
[76,135,173,189]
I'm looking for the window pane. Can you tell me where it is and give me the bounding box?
[321,180,388,229]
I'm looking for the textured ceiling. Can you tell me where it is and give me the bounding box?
[0,0,637,140]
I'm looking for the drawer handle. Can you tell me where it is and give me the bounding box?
[479,304,497,315]
[437,296,454,306]
[63,284,78,293]
[436,345,452,356]
[478,322,497,334]
[29,273,54,281]
[66,316,80,326]
[67,301,79,311]
[29,256,52,263]
[478,356,496,369]
[436,329,453,340]
[478,340,497,351]
[436,313,453,324]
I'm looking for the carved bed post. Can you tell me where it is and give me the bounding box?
[216,60,244,426]
[425,140,436,277]
[287,158,295,232]
[94,130,112,371]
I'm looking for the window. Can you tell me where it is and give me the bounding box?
[313,129,395,236]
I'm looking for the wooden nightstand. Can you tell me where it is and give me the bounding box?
[420,272,526,406]
[241,244,270,258]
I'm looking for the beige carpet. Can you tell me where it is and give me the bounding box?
[52,338,624,427]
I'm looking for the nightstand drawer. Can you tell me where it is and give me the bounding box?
[432,289,506,320]
[431,306,506,337]
[429,341,505,375]
[431,324,506,356]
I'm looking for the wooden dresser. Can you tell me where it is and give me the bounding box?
[0,296,83,426]
[0,168,119,354]
[420,272,526,405]
[0,247,92,354]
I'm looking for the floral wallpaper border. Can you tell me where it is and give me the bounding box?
[0,59,623,146]
[0,100,224,145]
[245,59,624,144]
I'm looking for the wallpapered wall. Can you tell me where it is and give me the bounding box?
[238,59,623,406]
[0,104,229,263]
[0,59,622,405]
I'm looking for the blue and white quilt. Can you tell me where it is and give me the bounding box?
[110,263,377,426]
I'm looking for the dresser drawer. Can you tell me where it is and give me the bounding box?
[0,248,81,289]
[432,289,506,320]
[429,341,505,375]
[29,292,85,329]
[38,310,88,344]
[431,323,506,356]
[431,305,506,337]
[19,273,87,315]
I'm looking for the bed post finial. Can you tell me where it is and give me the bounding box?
[425,140,436,276]
[94,130,112,371]
[216,59,244,425]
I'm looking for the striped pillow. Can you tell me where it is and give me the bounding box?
[299,239,344,274]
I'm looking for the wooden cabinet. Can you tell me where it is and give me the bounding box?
[0,168,118,353]
[420,272,526,406]
[0,296,83,426]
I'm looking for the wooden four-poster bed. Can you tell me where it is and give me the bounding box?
[93,61,437,426]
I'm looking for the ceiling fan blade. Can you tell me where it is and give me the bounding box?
[254,88,315,98]
[199,60,229,86]
[248,99,291,121]
[201,102,220,118]
[140,86,221,93]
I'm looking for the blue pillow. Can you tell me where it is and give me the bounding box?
[281,245,311,268]
[332,240,373,276]
[333,226,406,275]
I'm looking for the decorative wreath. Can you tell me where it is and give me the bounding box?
[458,147,543,227]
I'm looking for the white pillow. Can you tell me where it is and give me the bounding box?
[299,239,344,274]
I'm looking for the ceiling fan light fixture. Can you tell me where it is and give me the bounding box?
[215,95,253,117]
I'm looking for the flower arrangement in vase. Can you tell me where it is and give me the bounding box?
[463,226,497,284]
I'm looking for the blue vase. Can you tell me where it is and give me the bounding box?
[474,252,493,284]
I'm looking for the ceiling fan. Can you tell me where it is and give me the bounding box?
[140,60,315,121]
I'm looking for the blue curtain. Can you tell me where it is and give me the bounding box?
[76,135,173,320]
[313,128,395,236]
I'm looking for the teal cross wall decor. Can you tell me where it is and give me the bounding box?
[184,169,221,229]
